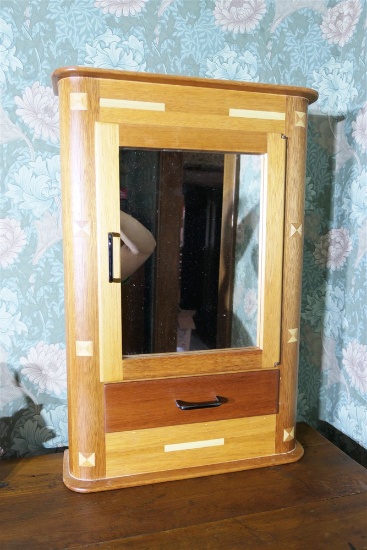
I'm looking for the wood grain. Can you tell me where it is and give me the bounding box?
[95,122,122,382]
[52,66,319,104]
[58,76,106,480]
[258,134,286,366]
[118,125,268,153]
[105,370,279,431]
[2,424,366,549]
[105,415,276,477]
[275,97,309,454]
[121,346,263,380]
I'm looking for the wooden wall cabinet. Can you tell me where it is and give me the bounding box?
[52,67,317,492]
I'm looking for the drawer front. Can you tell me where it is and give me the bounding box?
[106,415,276,477]
[105,370,279,432]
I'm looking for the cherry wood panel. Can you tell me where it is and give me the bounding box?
[105,370,279,431]
[2,424,366,549]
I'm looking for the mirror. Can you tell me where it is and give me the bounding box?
[119,149,262,356]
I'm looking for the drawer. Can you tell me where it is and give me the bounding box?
[105,370,279,432]
[105,415,277,477]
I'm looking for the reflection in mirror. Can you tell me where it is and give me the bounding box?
[119,149,261,356]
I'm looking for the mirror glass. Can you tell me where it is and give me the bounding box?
[119,149,261,355]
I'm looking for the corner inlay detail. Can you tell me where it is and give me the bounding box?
[76,341,93,356]
[78,452,95,467]
[295,111,306,127]
[73,220,91,237]
[290,223,303,237]
[288,329,298,343]
[283,427,295,442]
[70,93,88,111]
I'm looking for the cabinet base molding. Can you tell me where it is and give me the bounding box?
[62,442,304,493]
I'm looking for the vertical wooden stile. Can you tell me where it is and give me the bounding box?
[275,97,309,453]
[59,77,106,480]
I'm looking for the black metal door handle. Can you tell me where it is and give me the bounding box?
[108,232,121,283]
[175,396,227,410]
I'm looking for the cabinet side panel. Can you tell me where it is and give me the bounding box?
[59,77,106,479]
[276,97,309,453]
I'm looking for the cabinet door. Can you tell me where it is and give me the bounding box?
[95,130,287,382]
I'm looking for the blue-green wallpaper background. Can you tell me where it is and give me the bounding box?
[1,0,366,460]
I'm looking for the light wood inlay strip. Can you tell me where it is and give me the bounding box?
[229,109,285,121]
[100,98,165,111]
[165,439,225,452]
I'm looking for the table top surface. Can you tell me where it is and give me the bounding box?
[1,423,366,549]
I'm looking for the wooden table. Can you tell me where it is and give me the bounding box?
[1,423,366,549]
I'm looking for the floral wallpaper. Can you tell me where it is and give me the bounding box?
[0,0,366,461]
[232,154,261,348]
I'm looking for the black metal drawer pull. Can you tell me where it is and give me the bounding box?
[175,396,227,410]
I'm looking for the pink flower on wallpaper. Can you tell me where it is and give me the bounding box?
[0,218,27,269]
[320,0,362,47]
[352,102,367,152]
[94,0,149,17]
[214,0,266,34]
[14,82,59,144]
[342,340,367,396]
[20,342,66,397]
[314,228,352,270]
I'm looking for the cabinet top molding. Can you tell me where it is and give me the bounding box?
[52,66,318,104]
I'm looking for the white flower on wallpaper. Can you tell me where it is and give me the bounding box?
[313,57,357,115]
[20,342,66,397]
[32,211,62,265]
[0,18,23,86]
[313,228,353,270]
[214,0,266,34]
[343,170,367,227]
[85,30,146,70]
[320,0,362,47]
[0,218,27,269]
[342,340,367,396]
[94,0,149,17]
[6,155,61,219]
[207,45,259,81]
[14,82,59,144]
[0,288,28,349]
[352,102,367,152]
